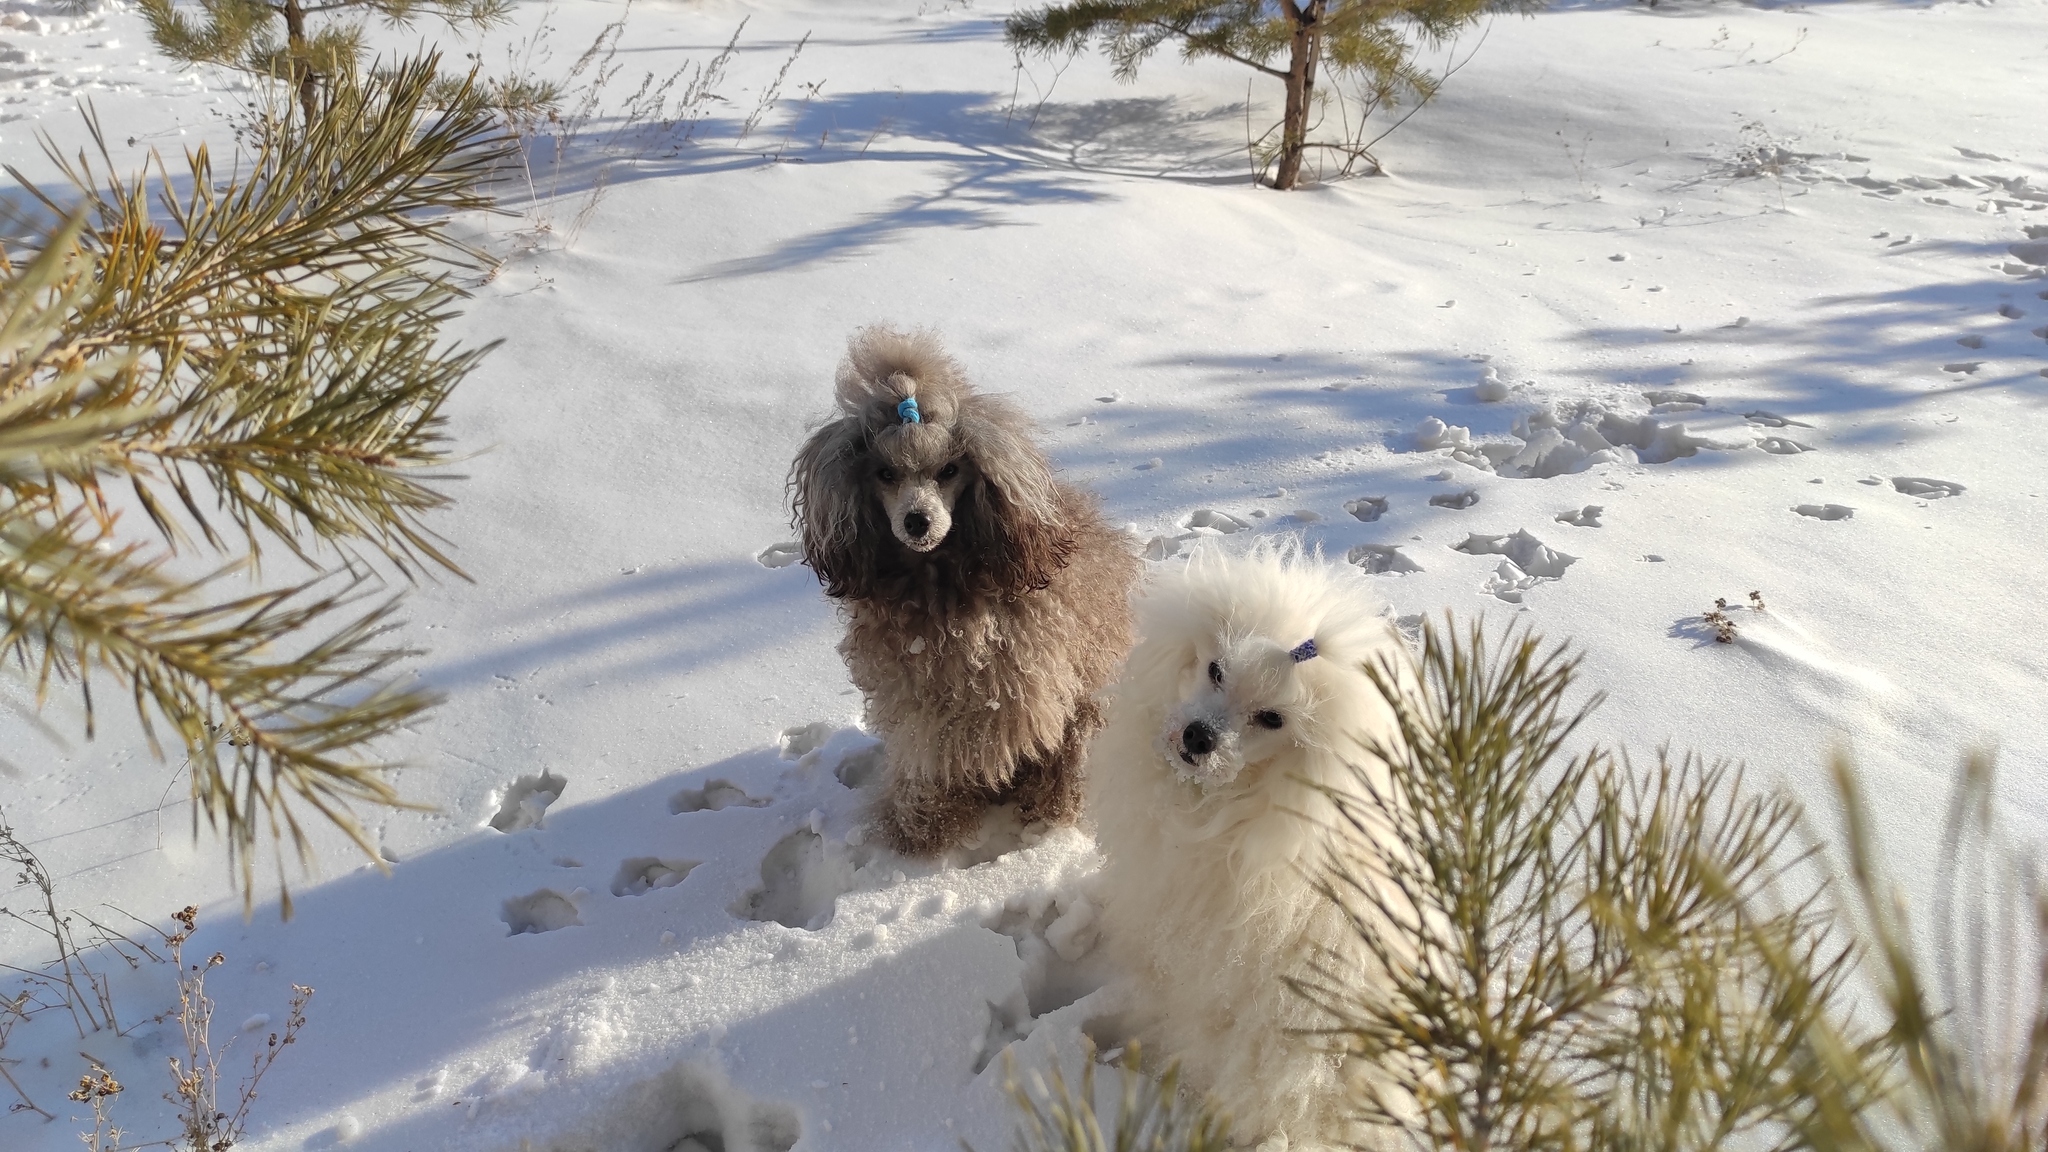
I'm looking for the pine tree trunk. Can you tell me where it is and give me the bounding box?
[1272,1,1324,190]
[282,0,319,129]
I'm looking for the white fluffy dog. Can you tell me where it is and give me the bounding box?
[1088,545,1412,1150]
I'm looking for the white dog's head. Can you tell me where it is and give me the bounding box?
[1160,633,1320,789]
[1108,544,1411,815]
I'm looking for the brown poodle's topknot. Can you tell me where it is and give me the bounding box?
[834,325,968,429]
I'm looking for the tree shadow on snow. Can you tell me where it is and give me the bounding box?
[419,555,834,698]
[499,87,1250,283]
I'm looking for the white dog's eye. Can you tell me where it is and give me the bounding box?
[938,461,960,480]
[1207,661,1223,687]
[1253,710,1283,730]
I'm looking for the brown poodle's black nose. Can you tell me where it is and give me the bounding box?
[903,511,931,539]
[1181,720,1217,757]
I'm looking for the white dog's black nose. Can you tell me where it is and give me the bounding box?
[903,511,931,539]
[1181,720,1217,759]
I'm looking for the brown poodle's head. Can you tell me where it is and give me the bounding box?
[789,325,1072,601]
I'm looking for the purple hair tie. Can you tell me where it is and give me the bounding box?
[1290,638,1318,663]
[897,396,921,424]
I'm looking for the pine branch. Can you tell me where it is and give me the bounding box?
[2,60,502,911]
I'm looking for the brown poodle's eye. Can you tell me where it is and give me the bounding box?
[937,461,960,480]
[877,466,899,484]
[1207,661,1223,687]
[1253,710,1284,730]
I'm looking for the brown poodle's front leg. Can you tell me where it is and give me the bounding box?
[1006,697,1103,829]
[872,766,991,857]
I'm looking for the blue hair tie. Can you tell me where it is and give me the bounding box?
[1290,638,1318,663]
[897,397,921,424]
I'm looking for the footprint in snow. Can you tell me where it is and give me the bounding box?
[1956,335,1985,349]
[1344,496,1390,523]
[1642,389,1706,412]
[670,779,771,814]
[552,1062,799,1152]
[1555,505,1603,528]
[729,829,871,931]
[1745,410,1812,428]
[487,771,567,833]
[1454,529,1575,604]
[1347,544,1423,575]
[1891,477,1964,498]
[503,889,580,935]
[756,542,803,569]
[1942,362,1983,375]
[973,895,1112,1074]
[1756,437,1813,455]
[1183,508,1250,533]
[1792,504,1854,521]
[777,721,837,759]
[611,857,700,897]
[1429,489,1480,510]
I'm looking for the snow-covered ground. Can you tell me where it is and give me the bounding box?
[4,0,2046,1147]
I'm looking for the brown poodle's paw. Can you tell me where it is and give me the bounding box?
[1011,767,1082,828]
[870,784,988,857]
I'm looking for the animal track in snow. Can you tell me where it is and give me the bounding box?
[1429,489,1480,510]
[1454,530,1577,578]
[1942,362,1983,375]
[1892,477,1965,498]
[1642,389,1706,411]
[777,721,836,759]
[1792,504,1854,521]
[488,771,567,832]
[611,857,700,897]
[1344,496,1389,522]
[973,894,1109,1073]
[1745,410,1812,428]
[1144,509,1254,560]
[1556,505,1604,527]
[728,829,869,930]
[671,779,771,815]
[1185,508,1249,533]
[1955,335,1985,349]
[1455,530,1576,603]
[503,889,580,935]
[1756,437,1813,455]
[755,542,803,569]
[1997,304,2025,319]
[550,1060,799,1152]
[1347,544,1423,574]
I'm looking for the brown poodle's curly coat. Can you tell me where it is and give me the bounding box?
[790,327,1138,856]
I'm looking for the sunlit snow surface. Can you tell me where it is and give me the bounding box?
[3,0,2046,1147]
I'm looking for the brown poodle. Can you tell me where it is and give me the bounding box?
[789,326,1138,856]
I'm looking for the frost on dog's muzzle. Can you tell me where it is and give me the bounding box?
[1161,710,1243,789]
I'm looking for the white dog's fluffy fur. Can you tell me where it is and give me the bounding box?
[1088,545,1412,1150]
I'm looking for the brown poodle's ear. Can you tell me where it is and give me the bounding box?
[789,415,881,600]
[955,397,1075,596]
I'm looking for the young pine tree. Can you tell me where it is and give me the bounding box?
[122,0,511,128]
[1005,0,1536,189]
